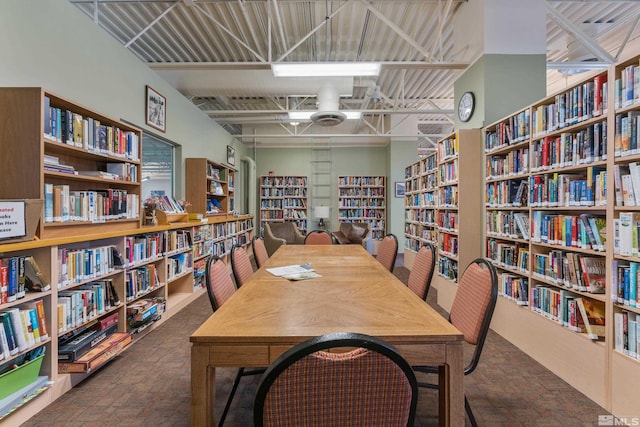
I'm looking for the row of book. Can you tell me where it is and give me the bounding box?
[282,209,306,219]
[405,192,437,208]
[126,297,165,335]
[260,177,308,187]
[613,212,640,258]
[0,302,48,360]
[261,211,284,220]
[57,246,117,288]
[338,188,385,197]
[166,229,193,254]
[438,160,458,183]
[125,264,161,300]
[260,189,285,197]
[485,146,529,179]
[437,257,458,282]
[338,176,385,187]
[337,209,385,220]
[0,256,50,305]
[530,212,606,252]
[44,96,140,161]
[44,184,139,223]
[485,110,531,152]
[614,310,640,362]
[613,111,640,157]
[439,233,458,257]
[405,208,436,225]
[486,211,530,241]
[438,186,458,206]
[437,136,458,160]
[612,260,640,309]
[404,157,437,179]
[57,280,121,333]
[496,272,528,305]
[146,195,186,214]
[531,286,605,339]
[486,239,529,273]
[338,200,385,208]
[530,124,607,171]
[125,234,164,266]
[405,173,436,194]
[528,167,606,208]
[532,250,606,294]
[531,75,607,137]
[613,163,640,207]
[261,200,285,209]
[206,164,225,181]
[438,211,458,231]
[167,252,193,281]
[485,179,529,208]
[615,63,640,110]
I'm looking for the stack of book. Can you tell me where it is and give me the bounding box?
[43,155,76,175]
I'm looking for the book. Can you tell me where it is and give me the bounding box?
[58,332,132,374]
[575,297,606,339]
[513,212,530,240]
[24,256,51,293]
[58,322,118,362]
[22,300,48,341]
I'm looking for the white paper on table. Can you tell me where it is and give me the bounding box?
[266,264,313,277]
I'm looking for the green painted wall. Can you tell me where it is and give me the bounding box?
[1,0,248,211]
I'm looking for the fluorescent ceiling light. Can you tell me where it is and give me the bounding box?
[288,111,362,120]
[273,62,380,77]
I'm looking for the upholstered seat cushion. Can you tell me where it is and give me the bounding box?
[332,222,369,244]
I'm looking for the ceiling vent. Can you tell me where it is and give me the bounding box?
[311,83,346,126]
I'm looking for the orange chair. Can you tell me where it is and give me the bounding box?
[205,255,265,426]
[407,242,436,301]
[413,258,498,427]
[252,236,270,269]
[304,230,333,245]
[230,244,254,287]
[376,233,398,273]
[254,332,418,427]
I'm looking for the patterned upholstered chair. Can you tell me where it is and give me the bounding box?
[230,244,254,287]
[263,222,306,256]
[205,255,265,427]
[331,222,369,245]
[303,230,334,245]
[407,242,436,301]
[376,233,398,273]
[254,332,418,427]
[412,258,498,427]
[252,236,270,269]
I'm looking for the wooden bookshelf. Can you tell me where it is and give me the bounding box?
[433,129,484,309]
[185,158,235,216]
[259,175,308,233]
[0,88,142,240]
[337,176,386,244]
[403,152,438,270]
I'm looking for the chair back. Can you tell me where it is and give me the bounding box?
[205,255,237,311]
[376,233,398,272]
[252,236,270,268]
[449,258,498,375]
[304,230,333,245]
[231,244,254,287]
[407,242,436,301]
[254,332,418,427]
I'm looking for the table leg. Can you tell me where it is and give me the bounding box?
[444,342,464,427]
[191,345,215,427]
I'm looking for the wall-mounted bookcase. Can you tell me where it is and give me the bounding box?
[477,61,640,416]
[403,153,438,270]
[185,158,235,216]
[259,175,308,233]
[337,176,386,242]
[0,88,142,240]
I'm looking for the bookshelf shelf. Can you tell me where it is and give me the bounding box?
[185,158,235,216]
[259,175,308,234]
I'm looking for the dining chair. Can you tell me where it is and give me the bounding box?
[205,255,265,427]
[303,230,334,245]
[252,236,269,269]
[407,242,436,301]
[230,243,254,287]
[376,233,398,273]
[254,331,418,427]
[412,257,498,427]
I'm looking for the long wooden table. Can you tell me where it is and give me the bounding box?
[190,244,464,426]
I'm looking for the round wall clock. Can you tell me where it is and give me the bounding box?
[457,91,475,122]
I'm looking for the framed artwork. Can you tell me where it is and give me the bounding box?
[145,85,166,132]
[227,145,236,166]
[394,182,405,198]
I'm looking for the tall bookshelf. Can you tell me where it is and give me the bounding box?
[480,61,640,416]
[337,176,386,244]
[433,129,484,309]
[0,88,142,240]
[185,158,235,216]
[259,175,308,233]
[403,152,438,270]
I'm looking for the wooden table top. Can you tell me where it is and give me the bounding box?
[190,244,462,345]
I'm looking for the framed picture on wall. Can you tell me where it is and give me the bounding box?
[395,182,405,198]
[227,145,236,166]
[146,85,166,132]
